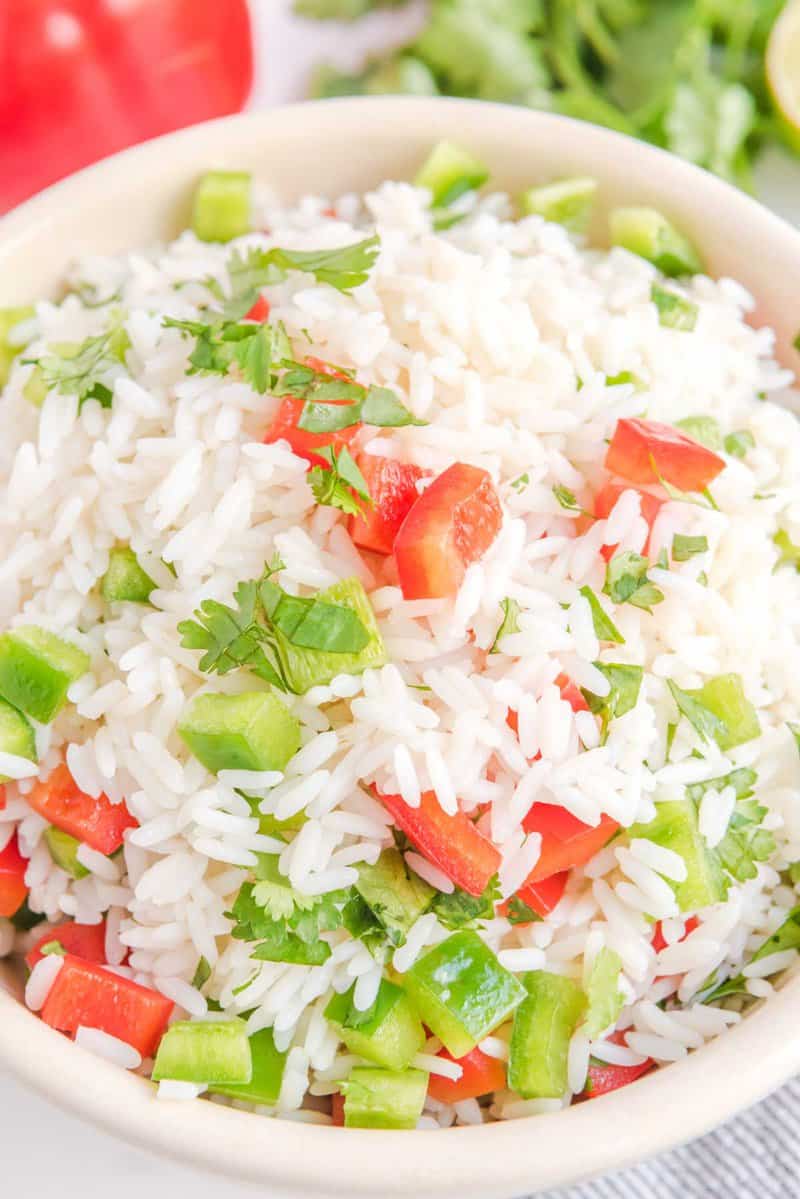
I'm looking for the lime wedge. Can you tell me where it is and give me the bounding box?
[767,0,800,151]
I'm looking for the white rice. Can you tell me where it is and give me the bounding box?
[3,172,800,1130]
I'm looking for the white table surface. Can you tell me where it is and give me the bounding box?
[3,2,800,1195]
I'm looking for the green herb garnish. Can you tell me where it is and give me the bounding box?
[578,585,625,644]
[308,445,372,517]
[24,321,129,410]
[490,597,522,653]
[651,283,698,331]
[603,551,664,612]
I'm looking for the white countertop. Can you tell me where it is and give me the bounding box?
[3,2,800,1195]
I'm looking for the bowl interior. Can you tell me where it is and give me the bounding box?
[2,97,800,1198]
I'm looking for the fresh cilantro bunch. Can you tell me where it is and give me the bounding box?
[178,558,370,692]
[303,0,789,189]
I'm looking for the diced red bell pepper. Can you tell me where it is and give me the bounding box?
[244,294,270,323]
[41,955,174,1059]
[375,787,501,898]
[264,356,361,469]
[522,804,619,883]
[582,1032,654,1099]
[349,455,425,555]
[0,784,6,810]
[394,463,502,600]
[0,832,28,918]
[428,1046,507,1103]
[26,920,108,971]
[593,480,666,562]
[605,418,725,492]
[26,763,137,856]
[500,871,569,921]
[331,1091,346,1126]
[651,914,700,955]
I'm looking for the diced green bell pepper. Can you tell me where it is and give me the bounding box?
[414,141,489,208]
[325,979,425,1071]
[404,930,526,1058]
[0,697,36,780]
[102,547,156,605]
[688,673,761,751]
[208,1028,287,1105]
[341,1067,428,1130]
[178,691,301,775]
[354,849,435,947]
[609,206,703,277]
[152,1018,252,1085]
[0,306,35,386]
[508,971,586,1099]
[44,826,89,879]
[0,626,90,723]
[275,577,387,694]
[191,171,252,243]
[518,177,597,233]
[629,799,726,912]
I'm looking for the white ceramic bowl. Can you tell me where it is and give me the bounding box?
[2,97,800,1198]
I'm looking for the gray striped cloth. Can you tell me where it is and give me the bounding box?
[546,1077,800,1199]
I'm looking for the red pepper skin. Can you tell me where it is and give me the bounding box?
[605,418,725,492]
[27,920,108,970]
[40,955,174,1059]
[349,455,425,555]
[26,763,137,856]
[427,1046,507,1103]
[522,805,619,884]
[652,915,700,955]
[331,1091,345,1126]
[499,871,569,921]
[264,357,360,469]
[394,464,502,600]
[374,787,501,898]
[0,832,28,918]
[244,295,270,323]
[582,1032,654,1100]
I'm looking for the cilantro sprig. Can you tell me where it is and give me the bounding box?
[229,856,349,965]
[178,557,370,691]
[205,237,380,321]
[163,316,289,394]
[308,445,373,517]
[273,359,424,433]
[23,321,129,410]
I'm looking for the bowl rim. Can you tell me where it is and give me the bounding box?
[2,95,800,1197]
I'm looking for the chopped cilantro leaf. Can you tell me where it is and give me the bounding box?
[651,283,698,331]
[724,429,755,459]
[578,585,625,644]
[432,878,499,929]
[666,679,725,744]
[191,956,212,989]
[603,551,664,612]
[308,445,372,517]
[773,529,800,571]
[490,597,521,653]
[24,321,129,410]
[511,472,530,493]
[675,415,722,450]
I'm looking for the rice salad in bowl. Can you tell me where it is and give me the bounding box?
[1,140,800,1132]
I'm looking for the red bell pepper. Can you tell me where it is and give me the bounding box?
[264,357,361,469]
[428,1046,507,1103]
[41,955,173,1058]
[605,418,725,492]
[651,915,700,955]
[349,455,425,555]
[0,832,28,918]
[394,463,502,599]
[582,1032,654,1099]
[2,0,253,213]
[522,804,619,883]
[244,294,271,323]
[593,480,665,562]
[375,787,501,898]
[26,763,137,856]
[27,920,107,971]
[500,871,569,921]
